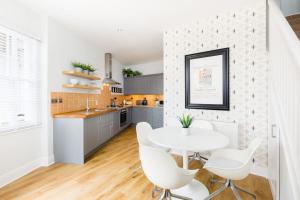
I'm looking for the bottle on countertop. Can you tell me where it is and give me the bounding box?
[155,97,160,107]
[142,97,148,106]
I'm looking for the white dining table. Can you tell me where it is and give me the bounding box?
[149,126,230,169]
[148,126,230,200]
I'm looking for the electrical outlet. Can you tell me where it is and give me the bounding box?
[51,99,58,104]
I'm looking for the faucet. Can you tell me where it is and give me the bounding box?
[86,97,98,112]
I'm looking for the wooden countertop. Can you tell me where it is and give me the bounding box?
[52,105,164,119]
[53,105,133,119]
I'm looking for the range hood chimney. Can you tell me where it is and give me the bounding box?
[102,53,120,85]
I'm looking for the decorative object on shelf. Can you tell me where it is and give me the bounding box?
[178,114,193,135]
[71,62,95,74]
[185,48,230,110]
[69,78,79,85]
[122,67,142,77]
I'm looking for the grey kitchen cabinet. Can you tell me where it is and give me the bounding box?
[84,117,100,155]
[99,112,113,143]
[152,107,164,129]
[132,106,164,129]
[132,107,152,124]
[54,118,85,164]
[124,73,163,95]
[112,110,120,136]
[54,109,133,164]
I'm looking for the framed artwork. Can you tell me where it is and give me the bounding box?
[185,48,230,110]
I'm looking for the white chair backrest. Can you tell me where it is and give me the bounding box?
[139,144,191,189]
[136,122,153,146]
[190,120,214,130]
[241,137,263,165]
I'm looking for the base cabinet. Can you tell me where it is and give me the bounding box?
[132,107,164,128]
[54,109,132,164]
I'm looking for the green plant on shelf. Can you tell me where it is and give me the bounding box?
[122,67,142,77]
[71,62,96,73]
[178,114,194,128]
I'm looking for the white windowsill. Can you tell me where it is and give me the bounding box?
[0,124,43,136]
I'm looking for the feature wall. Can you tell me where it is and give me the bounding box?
[164,2,268,167]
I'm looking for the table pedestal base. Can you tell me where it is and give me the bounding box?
[171,179,209,200]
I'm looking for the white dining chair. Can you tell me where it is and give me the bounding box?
[136,122,170,197]
[139,144,198,200]
[188,120,214,165]
[203,138,262,200]
[136,122,170,151]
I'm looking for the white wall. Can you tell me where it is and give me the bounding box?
[164,1,269,170]
[48,18,123,92]
[128,60,163,75]
[0,0,46,187]
[0,0,43,40]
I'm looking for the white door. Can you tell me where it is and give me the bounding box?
[268,106,280,200]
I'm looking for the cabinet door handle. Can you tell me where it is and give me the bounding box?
[271,124,277,138]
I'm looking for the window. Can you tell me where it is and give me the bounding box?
[0,26,42,133]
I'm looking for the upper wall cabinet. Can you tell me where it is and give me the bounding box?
[124,73,163,95]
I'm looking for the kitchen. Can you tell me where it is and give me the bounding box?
[51,53,164,164]
[0,1,281,199]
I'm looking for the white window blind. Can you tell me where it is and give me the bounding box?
[0,26,42,133]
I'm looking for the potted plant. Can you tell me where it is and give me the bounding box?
[71,62,95,74]
[178,114,193,135]
[86,65,96,75]
[122,67,142,77]
[72,62,83,72]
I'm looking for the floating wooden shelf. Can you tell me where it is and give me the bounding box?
[63,70,101,80]
[63,84,101,90]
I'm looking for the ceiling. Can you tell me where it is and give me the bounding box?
[16,0,258,65]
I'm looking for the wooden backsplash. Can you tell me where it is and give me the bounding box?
[51,86,125,115]
[124,95,164,106]
[51,86,164,115]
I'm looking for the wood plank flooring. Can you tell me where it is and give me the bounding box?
[0,126,273,200]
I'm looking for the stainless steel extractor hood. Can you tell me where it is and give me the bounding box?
[102,53,121,85]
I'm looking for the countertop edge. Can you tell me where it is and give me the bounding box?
[53,105,164,119]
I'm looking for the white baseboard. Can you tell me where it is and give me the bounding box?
[40,154,54,166]
[0,155,54,188]
[269,179,277,200]
[251,164,268,178]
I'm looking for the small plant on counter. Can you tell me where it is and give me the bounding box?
[178,114,193,128]
[178,114,193,135]
[122,67,142,77]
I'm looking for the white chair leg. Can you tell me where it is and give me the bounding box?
[210,179,225,185]
[231,185,242,200]
[234,184,256,200]
[159,189,192,200]
[170,192,193,200]
[204,184,227,200]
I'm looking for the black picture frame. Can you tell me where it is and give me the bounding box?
[185,48,230,110]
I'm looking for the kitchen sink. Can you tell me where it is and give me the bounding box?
[78,109,108,114]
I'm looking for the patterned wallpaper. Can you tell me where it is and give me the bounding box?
[163,2,268,167]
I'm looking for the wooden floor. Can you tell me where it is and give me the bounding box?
[0,126,273,200]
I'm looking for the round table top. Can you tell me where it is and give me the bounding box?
[149,127,229,152]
